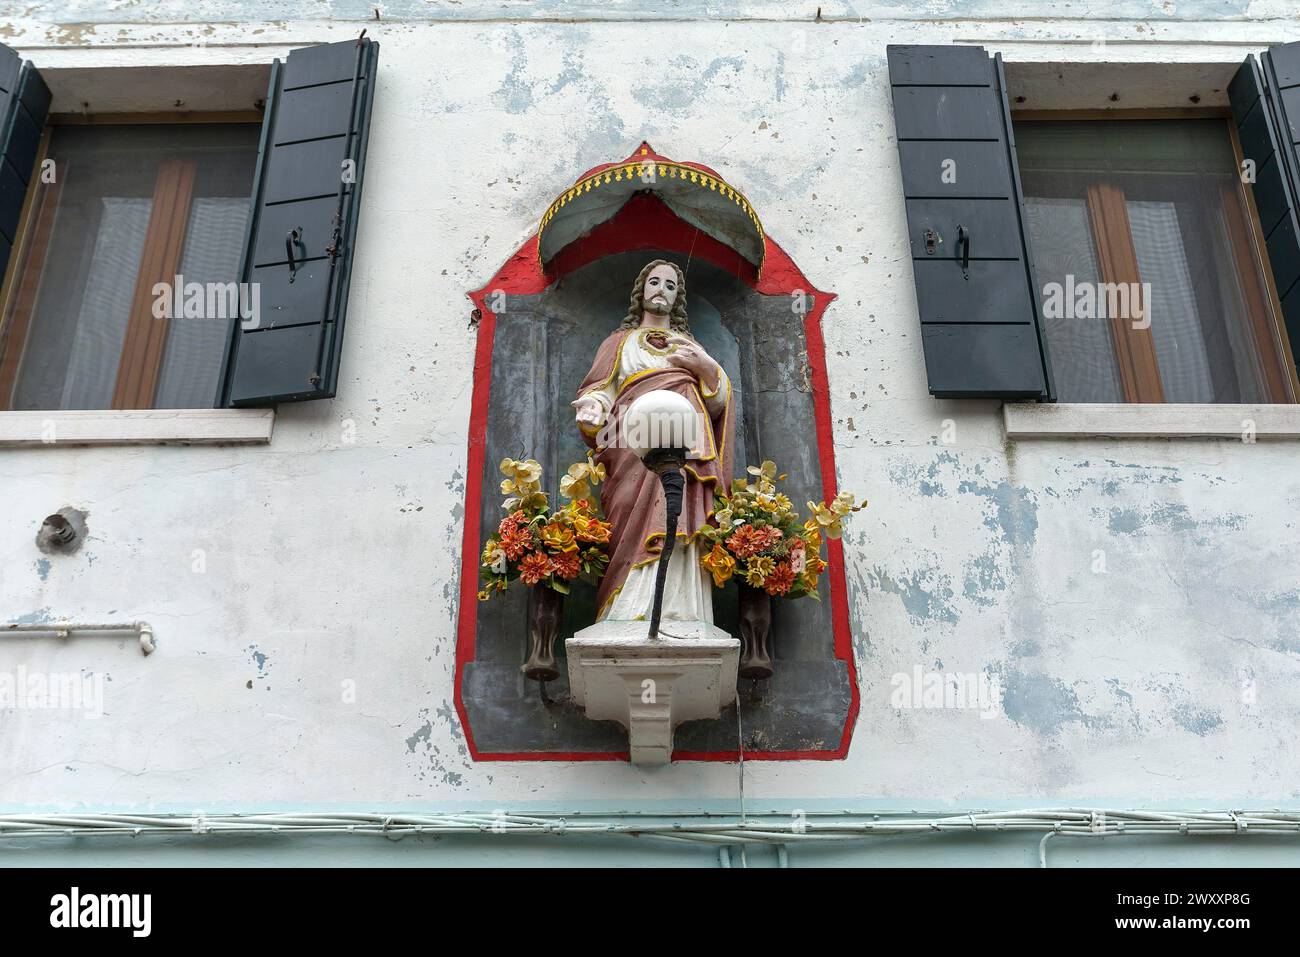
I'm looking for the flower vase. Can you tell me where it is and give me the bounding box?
[521,583,564,682]
[737,582,774,680]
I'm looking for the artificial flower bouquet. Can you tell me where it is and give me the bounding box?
[696,460,864,599]
[478,456,613,599]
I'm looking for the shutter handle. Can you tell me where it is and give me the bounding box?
[286,228,305,284]
[957,225,970,278]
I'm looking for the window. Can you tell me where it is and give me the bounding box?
[0,122,259,411]
[1016,117,1296,404]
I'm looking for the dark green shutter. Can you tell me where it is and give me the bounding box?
[222,37,379,406]
[0,43,50,280]
[1230,43,1300,364]
[886,45,1054,400]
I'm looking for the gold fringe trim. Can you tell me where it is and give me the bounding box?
[597,583,623,619]
[537,159,765,274]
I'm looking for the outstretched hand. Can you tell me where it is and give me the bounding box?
[573,395,604,426]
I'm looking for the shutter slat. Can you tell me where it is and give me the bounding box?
[272,83,358,143]
[912,261,1035,324]
[896,141,1011,197]
[222,37,378,407]
[252,195,340,265]
[921,325,1048,399]
[887,44,1053,400]
[886,45,991,86]
[261,137,353,204]
[906,198,1023,258]
[890,87,1003,140]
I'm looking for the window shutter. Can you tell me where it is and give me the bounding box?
[886,45,1054,400]
[0,44,50,279]
[221,37,378,406]
[1230,43,1300,367]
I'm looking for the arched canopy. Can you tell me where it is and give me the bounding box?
[537,142,765,275]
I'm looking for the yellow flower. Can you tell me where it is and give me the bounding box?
[744,555,775,587]
[482,540,508,574]
[713,507,734,529]
[500,457,543,486]
[807,500,846,539]
[499,458,547,511]
[773,493,792,513]
[746,460,785,494]
[802,522,822,552]
[477,589,490,601]
[503,488,548,514]
[831,490,865,517]
[701,543,736,587]
[540,522,576,551]
[559,456,607,502]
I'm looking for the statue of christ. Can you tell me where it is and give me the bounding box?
[572,259,734,624]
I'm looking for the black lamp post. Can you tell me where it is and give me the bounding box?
[643,446,688,640]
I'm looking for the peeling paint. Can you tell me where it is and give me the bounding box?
[1000,670,1093,736]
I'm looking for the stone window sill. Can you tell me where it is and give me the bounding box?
[1003,403,1300,439]
[0,409,275,447]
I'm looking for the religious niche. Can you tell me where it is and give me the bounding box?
[456,144,861,763]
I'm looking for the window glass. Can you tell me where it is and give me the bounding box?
[1016,119,1293,404]
[0,123,258,411]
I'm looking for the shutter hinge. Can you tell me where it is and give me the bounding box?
[324,211,343,263]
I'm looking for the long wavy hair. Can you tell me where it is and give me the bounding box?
[621,259,689,333]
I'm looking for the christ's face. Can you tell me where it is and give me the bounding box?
[642,264,679,316]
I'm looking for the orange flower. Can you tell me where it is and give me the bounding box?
[764,562,795,596]
[550,548,580,580]
[519,551,553,585]
[500,526,533,561]
[498,510,527,536]
[575,516,611,544]
[755,526,783,551]
[701,543,736,587]
[726,525,766,559]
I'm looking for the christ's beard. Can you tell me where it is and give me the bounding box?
[644,297,671,316]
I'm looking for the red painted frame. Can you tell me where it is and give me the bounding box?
[455,146,859,762]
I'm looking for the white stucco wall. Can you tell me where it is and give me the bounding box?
[2,2,1299,848]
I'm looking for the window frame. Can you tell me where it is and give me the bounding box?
[1012,106,1300,407]
[0,109,264,415]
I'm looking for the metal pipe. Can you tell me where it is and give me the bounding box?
[2,621,155,655]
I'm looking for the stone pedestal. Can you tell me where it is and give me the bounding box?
[566,620,740,765]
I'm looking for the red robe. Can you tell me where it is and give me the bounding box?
[577,328,734,617]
